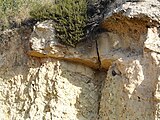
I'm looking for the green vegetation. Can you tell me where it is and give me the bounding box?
[54,0,87,47]
[30,0,87,47]
[0,0,88,47]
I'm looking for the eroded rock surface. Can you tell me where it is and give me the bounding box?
[98,0,160,120]
[0,29,106,119]
[0,0,160,120]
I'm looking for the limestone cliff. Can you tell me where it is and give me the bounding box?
[0,0,160,120]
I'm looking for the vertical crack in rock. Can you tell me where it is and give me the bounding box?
[94,71,107,120]
[95,39,102,69]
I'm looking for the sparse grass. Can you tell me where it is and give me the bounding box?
[0,0,88,47]
[0,0,53,30]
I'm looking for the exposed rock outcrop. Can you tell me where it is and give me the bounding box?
[0,0,160,120]
[0,28,106,119]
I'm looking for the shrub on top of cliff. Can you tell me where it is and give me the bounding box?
[30,0,87,47]
[29,2,55,21]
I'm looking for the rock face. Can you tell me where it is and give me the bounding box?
[0,0,160,120]
[0,28,106,119]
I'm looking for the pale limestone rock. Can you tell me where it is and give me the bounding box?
[0,0,160,120]
[107,0,160,23]
[30,20,57,53]
[0,29,106,120]
[97,0,160,119]
[99,53,159,119]
[144,27,160,53]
